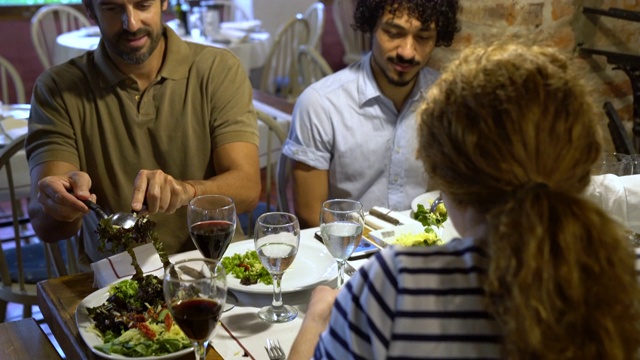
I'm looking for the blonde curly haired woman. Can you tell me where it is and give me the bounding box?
[290,42,640,359]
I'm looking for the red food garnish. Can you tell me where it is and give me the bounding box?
[239,263,251,271]
[138,322,156,340]
[164,312,173,332]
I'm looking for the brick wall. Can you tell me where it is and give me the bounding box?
[428,0,640,150]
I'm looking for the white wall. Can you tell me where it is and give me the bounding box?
[252,0,316,36]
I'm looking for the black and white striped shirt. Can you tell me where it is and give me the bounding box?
[314,237,501,359]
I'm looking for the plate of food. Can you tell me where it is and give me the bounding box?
[371,193,460,247]
[76,276,193,359]
[221,239,337,294]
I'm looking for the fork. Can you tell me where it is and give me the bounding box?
[265,338,286,360]
[345,261,358,277]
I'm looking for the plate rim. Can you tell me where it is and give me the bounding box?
[223,238,337,294]
[75,283,194,360]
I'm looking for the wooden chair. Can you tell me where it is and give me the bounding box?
[198,0,252,22]
[297,45,333,90]
[30,4,91,70]
[332,0,370,64]
[303,2,325,51]
[259,14,309,101]
[0,56,26,105]
[242,110,288,236]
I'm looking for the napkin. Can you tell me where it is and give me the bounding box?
[584,174,640,233]
[90,243,164,288]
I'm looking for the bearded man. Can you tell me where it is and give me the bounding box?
[26,0,260,269]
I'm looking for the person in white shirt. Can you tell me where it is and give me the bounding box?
[282,0,460,228]
[290,41,640,359]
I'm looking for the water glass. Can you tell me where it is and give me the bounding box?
[592,152,633,176]
[319,199,364,288]
[254,212,300,323]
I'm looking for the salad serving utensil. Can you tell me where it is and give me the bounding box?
[79,198,138,229]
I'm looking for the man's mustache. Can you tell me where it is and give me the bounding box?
[118,29,150,40]
[388,55,419,66]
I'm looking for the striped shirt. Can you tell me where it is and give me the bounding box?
[314,237,501,359]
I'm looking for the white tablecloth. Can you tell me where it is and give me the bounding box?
[54,24,271,74]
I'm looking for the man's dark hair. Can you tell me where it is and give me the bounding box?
[354,0,461,47]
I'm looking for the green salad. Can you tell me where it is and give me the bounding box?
[86,276,191,357]
[414,200,448,228]
[222,250,273,285]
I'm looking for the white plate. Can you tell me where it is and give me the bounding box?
[224,239,337,294]
[1,104,30,120]
[410,190,441,214]
[75,284,194,360]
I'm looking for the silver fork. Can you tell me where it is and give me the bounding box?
[265,338,286,360]
[345,261,358,277]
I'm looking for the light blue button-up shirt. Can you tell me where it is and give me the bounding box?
[283,52,439,211]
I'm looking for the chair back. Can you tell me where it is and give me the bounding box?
[303,2,325,51]
[30,4,92,70]
[0,56,26,105]
[240,110,289,236]
[259,14,309,101]
[332,0,370,64]
[297,45,333,90]
[199,0,251,22]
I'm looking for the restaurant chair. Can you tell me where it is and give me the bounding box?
[0,56,26,105]
[303,2,325,51]
[198,0,252,22]
[30,4,92,70]
[0,134,70,322]
[332,0,370,64]
[258,14,309,102]
[604,101,637,155]
[276,149,292,214]
[241,110,288,236]
[297,45,333,90]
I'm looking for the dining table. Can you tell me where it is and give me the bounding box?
[54,21,271,75]
[37,226,380,360]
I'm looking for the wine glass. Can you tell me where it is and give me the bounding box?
[254,212,300,323]
[188,195,236,261]
[163,258,227,360]
[319,199,365,288]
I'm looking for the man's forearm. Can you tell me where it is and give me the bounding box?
[189,170,260,214]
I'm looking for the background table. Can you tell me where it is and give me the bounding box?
[54,24,271,74]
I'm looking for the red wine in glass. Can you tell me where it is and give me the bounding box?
[190,220,234,260]
[170,298,223,341]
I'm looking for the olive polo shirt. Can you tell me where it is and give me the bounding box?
[26,25,259,267]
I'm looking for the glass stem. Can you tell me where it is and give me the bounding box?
[271,273,283,308]
[337,260,345,288]
[194,340,208,360]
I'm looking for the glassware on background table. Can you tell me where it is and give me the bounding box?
[319,199,365,288]
[188,195,236,261]
[164,258,227,360]
[592,152,633,176]
[254,212,300,323]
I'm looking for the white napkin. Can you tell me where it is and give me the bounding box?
[90,243,164,288]
[584,174,640,233]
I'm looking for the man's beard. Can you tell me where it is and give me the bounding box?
[108,28,162,65]
[376,54,421,87]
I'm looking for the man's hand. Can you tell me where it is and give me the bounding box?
[131,169,195,215]
[36,170,95,222]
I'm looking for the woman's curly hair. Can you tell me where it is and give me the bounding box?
[353,0,460,47]
[417,41,640,359]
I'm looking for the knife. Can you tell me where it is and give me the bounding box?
[368,208,404,226]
